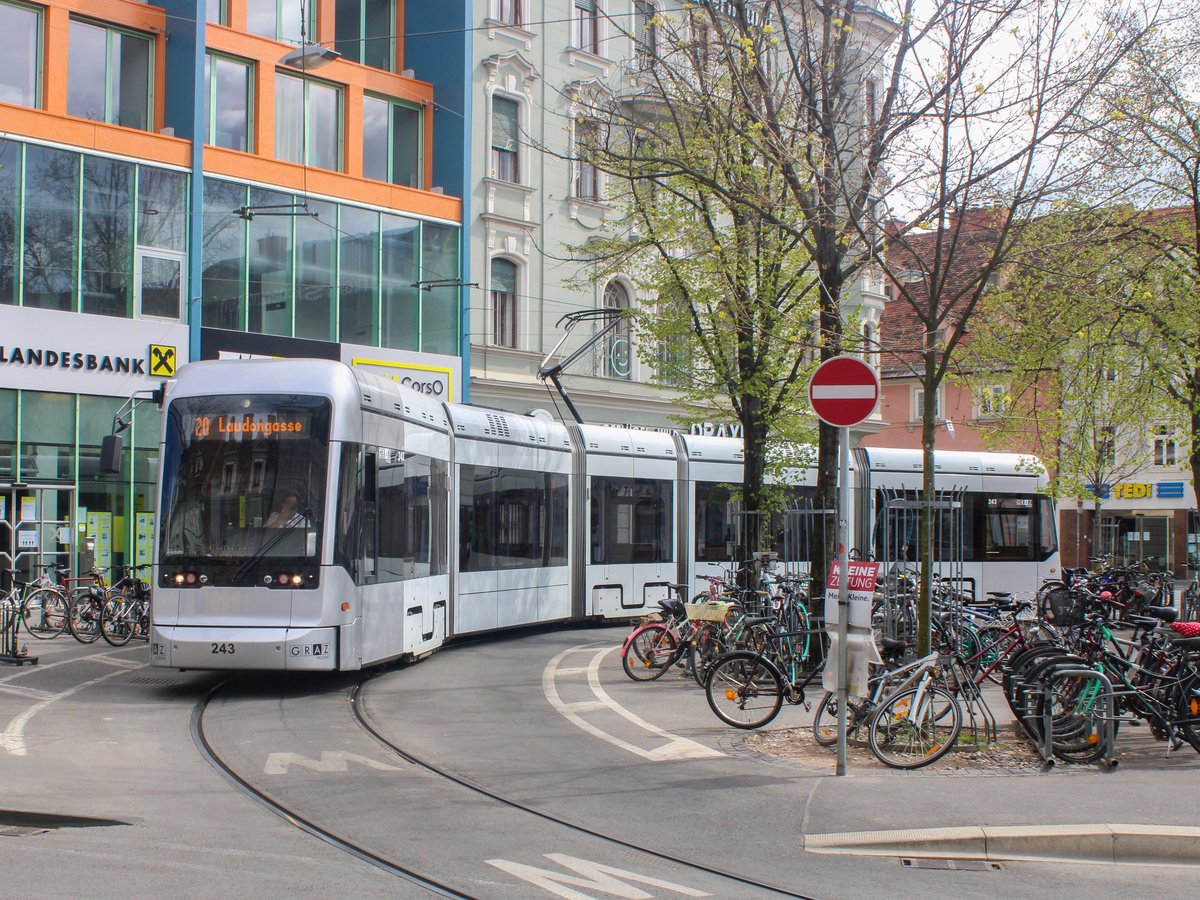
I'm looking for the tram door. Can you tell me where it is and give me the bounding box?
[0,485,75,588]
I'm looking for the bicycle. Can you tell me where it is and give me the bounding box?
[67,567,111,644]
[100,565,153,646]
[18,563,72,640]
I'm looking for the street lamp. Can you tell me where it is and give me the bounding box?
[279,44,340,71]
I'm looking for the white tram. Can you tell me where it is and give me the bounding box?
[150,359,1060,671]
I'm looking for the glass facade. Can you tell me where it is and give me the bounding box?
[200,177,458,352]
[5,140,187,317]
[0,387,160,574]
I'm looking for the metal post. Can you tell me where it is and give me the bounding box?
[837,426,850,776]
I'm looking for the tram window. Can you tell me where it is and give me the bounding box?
[459,464,568,572]
[591,476,672,565]
[979,493,1053,562]
[873,489,978,564]
[695,483,734,562]
[375,450,447,582]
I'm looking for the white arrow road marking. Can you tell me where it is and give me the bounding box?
[544,645,723,762]
[263,751,402,775]
[486,853,711,900]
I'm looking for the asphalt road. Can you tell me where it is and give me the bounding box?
[2,625,1198,898]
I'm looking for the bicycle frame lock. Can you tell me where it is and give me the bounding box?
[99,382,167,475]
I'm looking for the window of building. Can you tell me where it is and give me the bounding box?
[201,177,248,330]
[67,20,151,130]
[1099,425,1117,468]
[491,258,518,348]
[23,144,79,311]
[205,55,251,152]
[977,385,1008,418]
[295,198,336,341]
[0,140,18,306]
[421,222,460,355]
[275,72,341,170]
[491,95,520,182]
[335,0,394,71]
[338,206,378,345]
[1154,425,1179,467]
[574,0,600,55]
[81,156,134,318]
[634,0,656,67]
[381,213,418,350]
[0,1,40,108]
[865,77,877,135]
[914,386,941,421]
[207,0,225,24]
[495,0,522,26]
[246,0,311,43]
[603,281,632,380]
[574,119,601,201]
[363,96,422,188]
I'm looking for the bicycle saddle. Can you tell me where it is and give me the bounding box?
[659,598,685,615]
[880,636,907,656]
[1169,635,1200,650]
[1143,605,1178,623]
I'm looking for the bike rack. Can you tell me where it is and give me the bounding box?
[0,600,38,667]
[1038,667,1117,768]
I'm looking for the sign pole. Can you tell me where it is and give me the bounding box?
[836,425,850,777]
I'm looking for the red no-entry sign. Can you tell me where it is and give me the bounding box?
[808,356,880,428]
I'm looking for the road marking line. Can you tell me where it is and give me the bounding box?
[90,655,145,669]
[544,645,723,762]
[1,662,148,756]
[0,646,143,684]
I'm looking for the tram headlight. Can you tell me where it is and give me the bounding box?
[291,574,304,586]
[173,573,185,585]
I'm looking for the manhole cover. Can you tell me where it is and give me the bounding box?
[902,858,1001,871]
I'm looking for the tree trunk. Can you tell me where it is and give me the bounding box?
[918,355,937,656]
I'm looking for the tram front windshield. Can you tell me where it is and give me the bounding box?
[160,395,330,563]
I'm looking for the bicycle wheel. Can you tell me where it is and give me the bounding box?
[812,691,844,746]
[705,652,783,729]
[1176,677,1200,754]
[868,685,961,769]
[689,622,725,687]
[68,590,102,644]
[621,624,678,682]
[100,598,134,647]
[21,590,67,639]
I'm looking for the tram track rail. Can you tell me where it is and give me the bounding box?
[350,670,818,900]
[193,670,817,898]
[190,677,470,898]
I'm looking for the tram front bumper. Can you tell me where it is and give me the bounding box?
[150,625,338,671]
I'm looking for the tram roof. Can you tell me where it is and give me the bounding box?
[858,446,1045,477]
[443,403,573,450]
[576,424,677,458]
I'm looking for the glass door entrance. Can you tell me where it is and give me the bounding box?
[1104,514,1172,571]
[0,484,75,589]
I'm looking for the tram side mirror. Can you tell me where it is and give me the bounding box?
[99,434,123,475]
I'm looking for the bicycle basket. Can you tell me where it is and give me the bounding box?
[1040,586,1083,626]
[684,601,731,622]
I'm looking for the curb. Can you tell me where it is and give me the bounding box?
[803,823,1200,866]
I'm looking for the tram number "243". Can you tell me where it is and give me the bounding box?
[211,642,236,654]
